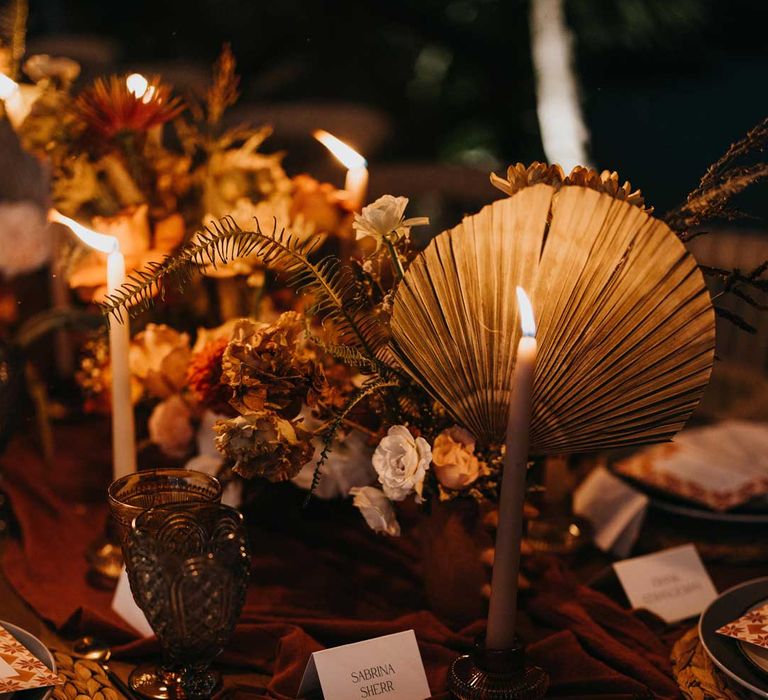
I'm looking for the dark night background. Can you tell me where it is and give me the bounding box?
[23,0,768,216]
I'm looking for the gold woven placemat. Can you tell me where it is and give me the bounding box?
[51,651,120,700]
[671,627,755,699]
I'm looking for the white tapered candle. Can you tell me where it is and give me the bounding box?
[486,287,537,650]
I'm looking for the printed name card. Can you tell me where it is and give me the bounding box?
[613,543,717,623]
[297,630,430,700]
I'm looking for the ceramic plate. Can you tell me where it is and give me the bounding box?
[0,621,57,700]
[699,578,768,697]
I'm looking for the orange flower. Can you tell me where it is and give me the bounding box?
[73,74,184,138]
[68,206,185,302]
[187,336,238,417]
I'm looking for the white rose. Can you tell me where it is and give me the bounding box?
[148,395,194,458]
[372,425,431,502]
[350,486,400,536]
[352,195,428,249]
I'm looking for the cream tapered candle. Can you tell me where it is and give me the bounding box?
[486,286,537,651]
[49,210,137,478]
[313,129,369,210]
[106,244,137,478]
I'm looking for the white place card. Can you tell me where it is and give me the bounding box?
[613,543,717,623]
[297,630,430,700]
[111,567,154,638]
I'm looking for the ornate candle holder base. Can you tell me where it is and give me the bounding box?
[129,664,222,700]
[448,637,548,700]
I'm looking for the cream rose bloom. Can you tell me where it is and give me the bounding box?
[148,395,195,458]
[352,195,428,249]
[372,425,431,502]
[129,324,191,399]
[349,486,401,536]
[432,426,480,490]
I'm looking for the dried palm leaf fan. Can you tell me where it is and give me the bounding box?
[390,173,716,453]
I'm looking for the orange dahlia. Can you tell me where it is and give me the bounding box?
[187,336,238,416]
[73,74,184,138]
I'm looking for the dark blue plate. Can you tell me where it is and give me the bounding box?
[699,577,768,697]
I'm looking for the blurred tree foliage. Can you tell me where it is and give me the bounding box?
[20,0,768,211]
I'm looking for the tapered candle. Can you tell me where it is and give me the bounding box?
[313,129,368,210]
[486,286,538,650]
[49,210,137,478]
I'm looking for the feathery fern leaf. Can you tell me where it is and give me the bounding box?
[101,216,389,361]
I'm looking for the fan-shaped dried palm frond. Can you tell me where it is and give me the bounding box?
[390,184,715,453]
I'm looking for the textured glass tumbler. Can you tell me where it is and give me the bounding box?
[107,469,223,550]
[125,503,251,700]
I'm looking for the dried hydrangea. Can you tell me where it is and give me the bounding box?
[221,312,324,418]
[214,411,314,481]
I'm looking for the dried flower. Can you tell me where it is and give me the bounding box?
[490,161,651,213]
[352,195,428,250]
[187,335,237,416]
[566,166,651,213]
[432,426,481,490]
[148,394,195,459]
[73,74,184,138]
[291,174,350,235]
[0,201,51,278]
[350,486,401,536]
[129,324,192,399]
[214,411,314,481]
[221,312,323,418]
[490,161,565,197]
[23,54,80,86]
[372,425,431,502]
[76,332,142,413]
[67,205,185,301]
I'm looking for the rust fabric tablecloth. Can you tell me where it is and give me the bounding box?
[0,425,683,699]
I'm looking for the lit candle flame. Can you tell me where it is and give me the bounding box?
[126,73,155,103]
[313,129,367,169]
[516,286,536,337]
[0,72,19,101]
[49,209,118,254]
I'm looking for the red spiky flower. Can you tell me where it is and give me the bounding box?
[73,74,185,138]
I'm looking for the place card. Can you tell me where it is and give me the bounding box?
[613,544,717,623]
[717,603,768,649]
[111,567,154,638]
[297,630,430,700]
[0,624,61,693]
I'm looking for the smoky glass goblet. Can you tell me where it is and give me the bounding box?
[107,469,223,550]
[125,502,251,700]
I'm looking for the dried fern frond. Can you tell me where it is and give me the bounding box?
[307,378,399,501]
[101,216,389,361]
[207,43,240,126]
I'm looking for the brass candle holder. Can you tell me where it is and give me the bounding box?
[448,637,548,700]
